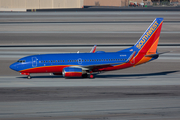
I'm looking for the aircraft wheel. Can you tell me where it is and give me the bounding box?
[89,74,94,79]
[27,75,31,79]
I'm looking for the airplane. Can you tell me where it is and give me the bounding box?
[10,18,163,79]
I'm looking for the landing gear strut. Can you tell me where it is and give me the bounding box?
[88,71,94,79]
[27,75,31,79]
[82,73,88,78]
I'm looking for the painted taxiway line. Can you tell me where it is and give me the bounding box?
[0,46,180,50]
[0,31,180,34]
[0,73,180,88]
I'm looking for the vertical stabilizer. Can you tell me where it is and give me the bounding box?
[134,18,163,55]
[132,18,163,65]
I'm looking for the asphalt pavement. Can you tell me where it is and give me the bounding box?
[0,11,180,120]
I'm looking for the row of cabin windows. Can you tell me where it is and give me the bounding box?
[17,60,26,63]
[39,58,127,63]
[39,60,65,63]
[69,58,127,62]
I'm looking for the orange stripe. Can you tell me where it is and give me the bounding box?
[146,37,159,55]
[135,37,160,65]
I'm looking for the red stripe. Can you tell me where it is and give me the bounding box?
[65,72,82,77]
[20,65,70,73]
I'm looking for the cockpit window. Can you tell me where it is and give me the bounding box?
[17,60,26,63]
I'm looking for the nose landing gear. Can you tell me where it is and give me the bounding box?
[27,75,31,79]
[20,72,31,79]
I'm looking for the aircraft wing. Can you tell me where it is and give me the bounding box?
[80,51,136,70]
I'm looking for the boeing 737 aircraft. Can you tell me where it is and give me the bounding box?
[10,18,163,79]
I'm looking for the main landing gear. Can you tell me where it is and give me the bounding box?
[89,74,94,79]
[82,73,94,79]
[20,73,31,79]
[89,71,94,79]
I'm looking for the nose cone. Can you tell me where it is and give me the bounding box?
[9,63,18,71]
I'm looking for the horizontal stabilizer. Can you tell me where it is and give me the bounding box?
[145,51,170,57]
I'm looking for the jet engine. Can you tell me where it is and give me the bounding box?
[62,67,82,77]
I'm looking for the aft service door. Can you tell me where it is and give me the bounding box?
[32,57,37,67]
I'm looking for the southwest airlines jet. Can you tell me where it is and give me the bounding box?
[10,18,163,79]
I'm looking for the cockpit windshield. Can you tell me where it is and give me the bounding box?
[17,60,26,63]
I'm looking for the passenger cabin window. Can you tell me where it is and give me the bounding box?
[17,60,26,63]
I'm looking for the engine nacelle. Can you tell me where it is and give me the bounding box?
[62,67,82,77]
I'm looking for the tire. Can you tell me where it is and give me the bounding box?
[27,75,31,79]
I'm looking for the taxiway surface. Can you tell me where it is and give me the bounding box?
[0,11,180,45]
[0,11,180,120]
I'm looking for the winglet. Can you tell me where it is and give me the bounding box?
[126,51,136,63]
[90,45,97,53]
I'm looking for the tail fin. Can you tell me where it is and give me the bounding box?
[134,18,163,55]
[132,18,163,65]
